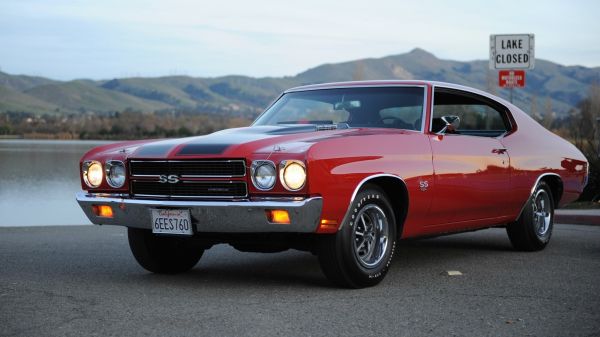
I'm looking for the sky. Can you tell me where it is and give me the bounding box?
[1,0,599,81]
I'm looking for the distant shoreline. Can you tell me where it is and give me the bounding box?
[0,138,114,144]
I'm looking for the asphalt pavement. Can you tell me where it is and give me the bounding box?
[1,224,599,337]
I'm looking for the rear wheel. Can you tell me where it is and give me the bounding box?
[317,185,397,288]
[507,181,554,251]
[128,228,205,274]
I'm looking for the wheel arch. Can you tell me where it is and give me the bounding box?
[537,173,563,209]
[515,173,563,221]
[340,174,409,239]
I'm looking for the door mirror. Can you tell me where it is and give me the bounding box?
[438,115,460,134]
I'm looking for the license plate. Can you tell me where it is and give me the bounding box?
[150,209,193,235]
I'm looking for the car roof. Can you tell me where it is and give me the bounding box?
[284,80,512,108]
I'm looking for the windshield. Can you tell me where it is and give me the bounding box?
[253,87,425,131]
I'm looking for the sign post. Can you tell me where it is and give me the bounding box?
[597,117,600,157]
[490,34,535,103]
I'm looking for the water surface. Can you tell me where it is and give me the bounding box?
[0,140,112,226]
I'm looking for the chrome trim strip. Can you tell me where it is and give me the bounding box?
[251,196,307,202]
[129,160,246,163]
[583,163,590,189]
[420,85,428,132]
[132,194,248,199]
[514,173,562,221]
[338,173,407,231]
[179,175,244,178]
[429,85,513,136]
[76,192,323,233]
[129,159,247,178]
[180,180,245,184]
[284,83,428,93]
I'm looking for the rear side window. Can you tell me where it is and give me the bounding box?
[431,88,511,137]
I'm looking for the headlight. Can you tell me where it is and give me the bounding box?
[251,160,276,190]
[105,160,126,188]
[280,160,306,191]
[82,161,103,188]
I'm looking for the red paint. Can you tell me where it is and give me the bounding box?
[79,81,588,239]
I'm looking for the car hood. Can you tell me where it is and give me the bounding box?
[119,125,363,159]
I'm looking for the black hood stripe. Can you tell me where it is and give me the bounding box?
[177,144,231,155]
[131,125,328,158]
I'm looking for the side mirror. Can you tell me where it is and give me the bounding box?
[334,100,361,111]
[438,115,460,134]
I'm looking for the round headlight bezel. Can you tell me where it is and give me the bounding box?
[279,160,306,191]
[105,160,126,188]
[82,160,103,188]
[251,160,277,191]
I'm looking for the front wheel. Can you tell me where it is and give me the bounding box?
[317,185,397,288]
[128,228,205,274]
[506,181,554,251]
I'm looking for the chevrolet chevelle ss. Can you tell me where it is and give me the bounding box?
[76,81,588,288]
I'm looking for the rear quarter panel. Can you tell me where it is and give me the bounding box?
[501,104,588,214]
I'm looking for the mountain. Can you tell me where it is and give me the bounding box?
[0,85,60,114]
[1,49,599,117]
[0,71,57,92]
[24,81,171,113]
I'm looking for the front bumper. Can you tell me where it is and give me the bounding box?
[76,192,323,233]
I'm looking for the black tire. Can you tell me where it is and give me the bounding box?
[128,228,205,274]
[317,185,397,288]
[507,181,554,251]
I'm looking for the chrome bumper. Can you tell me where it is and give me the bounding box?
[76,192,323,233]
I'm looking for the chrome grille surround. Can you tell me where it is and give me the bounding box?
[129,160,247,199]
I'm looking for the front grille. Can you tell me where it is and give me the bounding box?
[130,160,245,177]
[131,181,247,198]
[128,159,247,199]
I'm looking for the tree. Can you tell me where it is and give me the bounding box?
[541,96,554,129]
[352,61,365,81]
[568,84,600,200]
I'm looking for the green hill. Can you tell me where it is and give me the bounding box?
[24,81,171,114]
[0,71,57,91]
[295,49,600,116]
[0,85,60,114]
[1,49,599,117]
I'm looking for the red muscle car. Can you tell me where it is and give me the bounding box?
[76,81,588,288]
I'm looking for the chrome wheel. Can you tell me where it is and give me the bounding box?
[506,181,554,251]
[352,204,389,268]
[532,189,552,237]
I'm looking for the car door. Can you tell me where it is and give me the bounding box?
[428,87,512,225]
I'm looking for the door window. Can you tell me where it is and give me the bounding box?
[431,89,512,137]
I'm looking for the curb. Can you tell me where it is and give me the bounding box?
[555,213,600,226]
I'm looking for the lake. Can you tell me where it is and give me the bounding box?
[0,140,112,226]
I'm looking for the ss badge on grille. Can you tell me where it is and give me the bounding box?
[158,174,180,184]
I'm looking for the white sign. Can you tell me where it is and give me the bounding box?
[490,34,535,70]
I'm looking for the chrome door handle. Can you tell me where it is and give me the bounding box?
[492,148,507,154]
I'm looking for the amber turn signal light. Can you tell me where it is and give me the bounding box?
[92,205,114,218]
[317,219,339,232]
[265,209,290,224]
